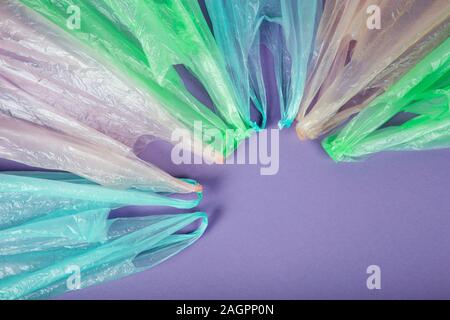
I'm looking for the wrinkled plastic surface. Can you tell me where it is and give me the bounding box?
[0,172,207,300]
[0,112,201,193]
[322,38,450,162]
[297,0,450,140]
[206,0,321,129]
[0,172,202,229]
[0,1,215,162]
[20,0,253,158]
[0,2,203,193]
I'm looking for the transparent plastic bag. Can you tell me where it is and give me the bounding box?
[0,2,204,193]
[0,113,201,193]
[0,171,202,229]
[0,211,207,300]
[322,38,450,162]
[20,0,253,158]
[296,0,450,140]
[98,0,247,131]
[0,1,217,163]
[0,210,207,300]
[0,172,207,300]
[206,0,321,129]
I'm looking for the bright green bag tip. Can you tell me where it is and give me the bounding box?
[321,135,348,163]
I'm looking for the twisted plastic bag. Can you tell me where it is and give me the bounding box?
[296,0,450,140]
[0,113,201,193]
[206,0,321,129]
[20,0,252,158]
[322,38,450,162]
[0,172,202,229]
[0,172,207,300]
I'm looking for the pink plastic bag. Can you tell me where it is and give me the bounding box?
[296,0,450,140]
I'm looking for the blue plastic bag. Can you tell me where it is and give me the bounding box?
[206,0,322,129]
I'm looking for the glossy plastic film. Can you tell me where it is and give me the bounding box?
[0,172,207,300]
[0,113,201,193]
[296,0,450,140]
[322,38,450,161]
[20,0,253,158]
[206,0,321,129]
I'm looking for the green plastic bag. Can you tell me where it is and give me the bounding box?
[20,0,252,159]
[322,38,450,162]
[0,172,207,299]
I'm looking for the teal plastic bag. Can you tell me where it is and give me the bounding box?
[0,172,207,299]
[0,210,207,300]
[0,172,202,229]
[205,0,322,129]
[322,38,450,161]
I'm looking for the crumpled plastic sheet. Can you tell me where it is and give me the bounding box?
[20,0,253,158]
[0,1,217,163]
[206,0,322,129]
[0,2,204,194]
[0,172,202,229]
[296,0,450,140]
[0,172,207,300]
[0,112,201,194]
[322,38,450,162]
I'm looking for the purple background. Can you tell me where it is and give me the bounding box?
[2,111,450,300]
[2,3,450,300]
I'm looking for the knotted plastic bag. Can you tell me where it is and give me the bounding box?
[322,38,450,162]
[0,172,207,299]
[206,0,322,129]
[20,0,252,158]
[0,112,201,194]
[296,0,450,140]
